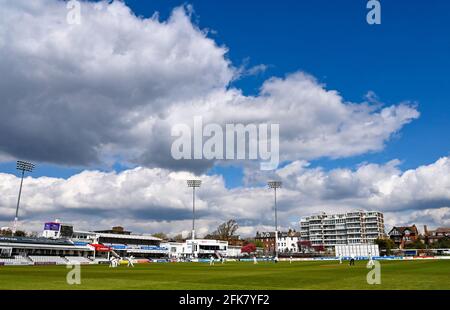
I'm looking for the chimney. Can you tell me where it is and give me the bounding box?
[424,225,428,235]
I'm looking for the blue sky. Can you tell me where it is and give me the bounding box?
[2,0,449,187]
[124,0,450,187]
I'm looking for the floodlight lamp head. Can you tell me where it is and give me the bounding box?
[187,179,202,188]
[16,160,35,173]
[268,181,282,189]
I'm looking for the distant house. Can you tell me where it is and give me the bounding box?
[277,230,301,253]
[424,226,450,244]
[227,236,245,247]
[255,231,276,254]
[255,230,301,254]
[388,225,419,249]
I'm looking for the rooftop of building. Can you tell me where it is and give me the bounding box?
[301,210,383,221]
[389,225,419,235]
[255,230,301,238]
[78,226,162,241]
[93,226,131,235]
[0,236,74,246]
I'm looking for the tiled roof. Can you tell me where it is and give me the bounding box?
[390,225,418,235]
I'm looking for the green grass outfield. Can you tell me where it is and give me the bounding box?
[1,260,449,290]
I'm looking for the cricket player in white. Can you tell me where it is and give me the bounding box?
[127,256,134,267]
[253,255,258,264]
[110,257,117,268]
[339,253,343,264]
[289,256,293,264]
[367,252,374,267]
[209,256,215,266]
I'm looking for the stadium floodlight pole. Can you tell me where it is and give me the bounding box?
[187,179,202,240]
[187,179,201,259]
[268,181,282,258]
[13,160,35,234]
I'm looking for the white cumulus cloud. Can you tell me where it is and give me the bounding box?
[0,0,419,172]
[0,157,449,236]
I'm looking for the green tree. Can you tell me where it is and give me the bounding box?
[432,236,450,249]
[405,238,426,249]
[0,229,13,236]
[13,230,27,237]
[172,234,184,242]
[253,240,264,248]
[152,232,168,240]
[375,238,396,255]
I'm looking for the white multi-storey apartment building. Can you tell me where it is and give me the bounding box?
[300,211,385,249]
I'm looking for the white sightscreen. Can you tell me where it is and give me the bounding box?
[335,244,379,257]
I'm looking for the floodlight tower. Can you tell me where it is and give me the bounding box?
[13,160,35,233]
[268,180,282,258]
[186,179,202,240]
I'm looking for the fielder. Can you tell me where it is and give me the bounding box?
[110,257,119,268]
[367,252,375,267]
[349,254,355,266]
[127,256,135,267]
